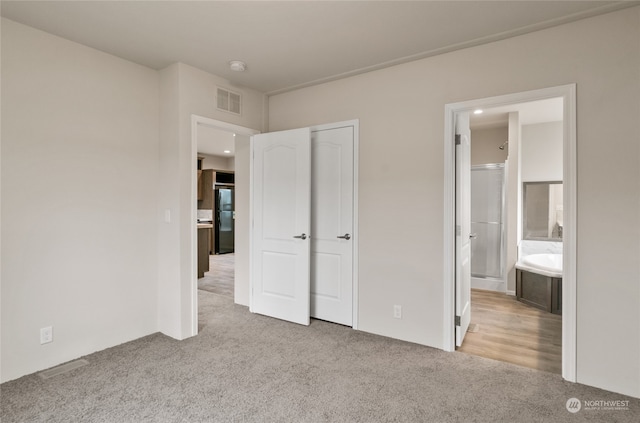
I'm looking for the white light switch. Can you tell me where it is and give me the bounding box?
[40,326,53,344]
[393,305,402,319]
[164,209,171,223]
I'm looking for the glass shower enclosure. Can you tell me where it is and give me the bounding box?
[470,164,505,285]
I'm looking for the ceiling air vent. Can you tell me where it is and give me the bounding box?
[217,87,241,115]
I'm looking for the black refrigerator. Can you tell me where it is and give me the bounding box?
[215,188,234,254]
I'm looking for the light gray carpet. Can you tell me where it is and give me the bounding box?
[2,291,638,422]
[197,253,234,298]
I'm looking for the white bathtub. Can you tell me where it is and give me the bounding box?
[515,253,563,278]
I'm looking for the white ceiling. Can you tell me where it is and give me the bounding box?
[3,1,631,157]
[2,0,635,96]
[470,97,564,129]
[197,125,236,157]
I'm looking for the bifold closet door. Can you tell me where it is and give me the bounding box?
[310,126,354,326]
[251,128,311,326]
[251,123,355,327]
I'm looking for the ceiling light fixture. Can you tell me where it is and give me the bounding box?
[224,150,231,154]
[473,109,483,115]
[229,61,246,72]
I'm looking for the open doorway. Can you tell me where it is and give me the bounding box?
[461,98,564,374]
[197,125,236,297]
[191,116,259,326]
[443,85,577,382]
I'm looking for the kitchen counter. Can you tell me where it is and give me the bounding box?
[197,224,212,277]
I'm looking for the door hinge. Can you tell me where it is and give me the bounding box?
[455,315,461,326]
[455,134,461,145]
[456,225,461,236]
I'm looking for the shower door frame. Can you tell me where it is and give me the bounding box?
[470,163,506,291]
[443,84,577,383]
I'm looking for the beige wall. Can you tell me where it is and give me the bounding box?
[471,126,508,165]
[521,121,563,182]
[1,18,267,380]
[506,113,521,293]
[157,64,181,337]
[233,135,251,306]
[268,8,640,397]
[157,62,266,338]
[1,19,160,382]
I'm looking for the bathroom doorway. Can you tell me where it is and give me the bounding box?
[443,84,577,381]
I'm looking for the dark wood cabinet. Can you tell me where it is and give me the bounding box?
[197,170,214,209]
[197,224,212,278]
[516,269,562,315]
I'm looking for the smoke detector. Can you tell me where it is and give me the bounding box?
[229,61,246,72]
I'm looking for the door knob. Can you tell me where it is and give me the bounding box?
[337,234,351,240]
[293,233,307,240]
[469,233,478,239]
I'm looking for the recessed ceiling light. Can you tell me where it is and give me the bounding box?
[229,61,246,72]
[473,109,483,115]
[223,150,231,154]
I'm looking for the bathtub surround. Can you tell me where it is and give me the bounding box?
[517,254,563,279]
[519,240,563,258]
[515,249,563,314]
[516,254,563,315]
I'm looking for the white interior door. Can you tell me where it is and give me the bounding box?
[251,128,311,325]
[310,126,354,326]
[455,112,472,347]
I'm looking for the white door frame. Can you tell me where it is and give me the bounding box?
[249,119,359,329]
[190,115,259,336]
[442,85,577,382]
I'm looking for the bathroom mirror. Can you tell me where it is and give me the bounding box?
[523,181,563,241]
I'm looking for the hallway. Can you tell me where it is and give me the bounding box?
[197,253,234,298]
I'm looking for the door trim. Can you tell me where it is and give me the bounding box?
[191,115,259,336]
[442,85,577,382]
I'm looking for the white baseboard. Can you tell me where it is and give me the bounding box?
[506,290,516,296]
[471,277,505,292]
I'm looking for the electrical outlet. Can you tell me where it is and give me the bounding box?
[40,326,53,344]
[393,305,402,319]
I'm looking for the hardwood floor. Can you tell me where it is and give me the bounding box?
[457,288,562,374]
